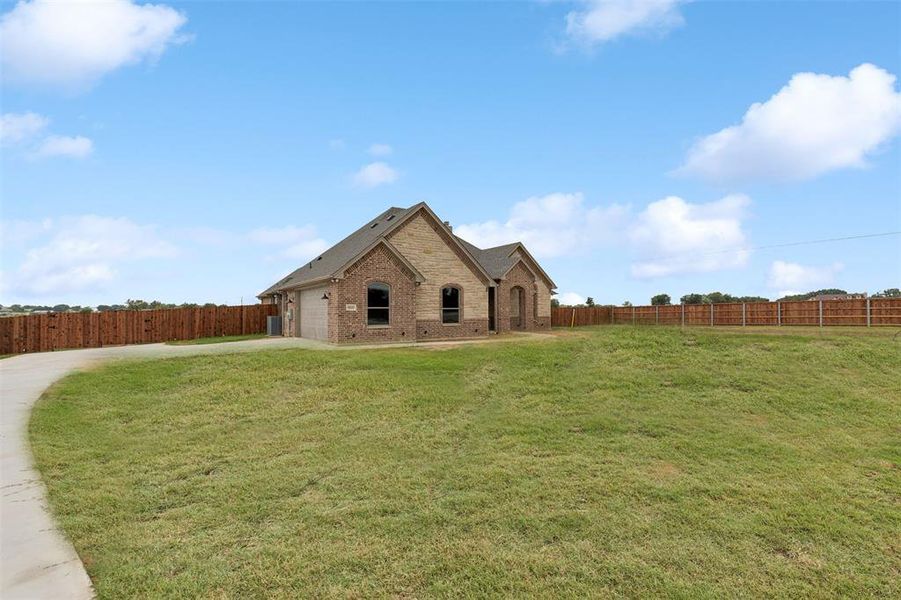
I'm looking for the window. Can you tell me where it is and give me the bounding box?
[367,282,390,326]
[441,286,460,324]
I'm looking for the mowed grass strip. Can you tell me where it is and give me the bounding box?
[30,327,901,598]
[165,333,268,346]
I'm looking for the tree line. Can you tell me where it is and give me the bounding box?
[0,299,231,315]
[551,288,900,308]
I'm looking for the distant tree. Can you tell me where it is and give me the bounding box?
[179,302,200,308]
[203,302,218,308]
[873,288,901,298]
[622,300,633,307]
[706,292,738,304]
[585,297,595,307]
[651,294,671,306]
[98,304,127,311]
[51,304,70,312]
[550,298,560,308]
[10,304,23,312]
[126,299,150,310]
[680,293,706,305]
[737,296,770,303]
[80,307,93,313]
[778,288,847,302]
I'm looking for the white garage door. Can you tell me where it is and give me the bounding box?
[299,286,329,340]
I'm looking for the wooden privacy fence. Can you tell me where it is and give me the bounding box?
[551,298,901,328]
[0,304,279,355]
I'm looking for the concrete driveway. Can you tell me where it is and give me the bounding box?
[0,332,550,598]
[0,337,325,599]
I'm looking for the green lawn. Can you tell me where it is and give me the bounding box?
[165,333,267,346]
[30,327,901,598]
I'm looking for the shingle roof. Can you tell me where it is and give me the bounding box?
[258,205,414,296]
[455,238,520,279]
[258,203,554,297]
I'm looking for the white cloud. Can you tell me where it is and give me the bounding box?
[767,260,843,296]
[455,192,629,258]
[352,161,399,188]
[556,292,586,306]
[456,191,752,279]
[0,218,53,246]
[679,63,901,183]
[0,111,48,143]
[1,111,93,158]
[2,216,177,296]
[30,135,93,159]
[368,143,393,157]
[565,0,684,46]
[628,194,750,278]
[1,0,188,90]
[247,225,329,262]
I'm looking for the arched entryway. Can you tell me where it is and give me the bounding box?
[510,286,524,330]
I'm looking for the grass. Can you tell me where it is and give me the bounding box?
[165,333,267,346]
[30,326,901,598]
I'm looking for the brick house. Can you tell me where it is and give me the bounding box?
[257,202,556,344]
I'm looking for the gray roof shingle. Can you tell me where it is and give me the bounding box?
[258,205,414,296]
[455,238,520,280]
[258,202,554,297]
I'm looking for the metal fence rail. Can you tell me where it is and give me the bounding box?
[552,298,901,328]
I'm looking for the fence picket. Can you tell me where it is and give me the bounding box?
[551,298,901,329]
[0,304,278,355]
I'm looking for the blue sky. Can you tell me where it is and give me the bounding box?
[1,0,899,307]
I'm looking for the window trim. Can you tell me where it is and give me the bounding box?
[440,284,462,325]
[366,281,391,328]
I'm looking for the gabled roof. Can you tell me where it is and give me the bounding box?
[456,237,557,289]
[456,238,520,280]
[257,202,497,297]
[258,205,414,296]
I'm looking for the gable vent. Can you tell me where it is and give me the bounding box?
[386,214,395,221]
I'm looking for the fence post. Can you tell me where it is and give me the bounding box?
[710,303,714,327]
[570,308,575,328]
[866,298,871,327]
[742,303,746,327]
[655,305,659,325]
[819,300,823,327]
[632,306,635,325]
[681,303,685,327]
[777,301,781,326]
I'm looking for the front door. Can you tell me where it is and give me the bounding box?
[488,287,496,331]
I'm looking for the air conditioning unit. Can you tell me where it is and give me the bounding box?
[267,315,283,336]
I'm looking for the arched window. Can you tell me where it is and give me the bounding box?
[367,282,390,326]
[441,286,460,324]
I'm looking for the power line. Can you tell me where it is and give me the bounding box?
[647,231,901,263]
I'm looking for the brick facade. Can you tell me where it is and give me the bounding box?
[415,318,489,341]
[275,206,554,344]
[387,213,490,321]
[496,261,538,334]
[327,244,417,344]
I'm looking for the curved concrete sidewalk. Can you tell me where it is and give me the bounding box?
[0,337,326,599]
